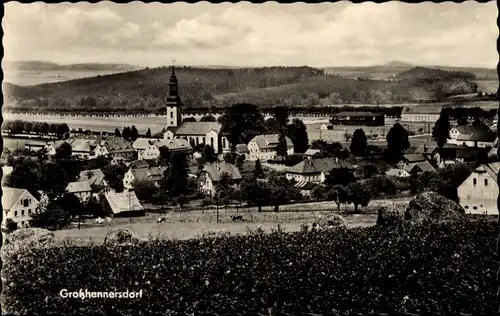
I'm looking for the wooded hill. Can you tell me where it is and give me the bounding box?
[3,66,483,115]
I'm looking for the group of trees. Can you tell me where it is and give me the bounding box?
[2,120,70,138]
[441,107,497,124]
[115,126,140,141]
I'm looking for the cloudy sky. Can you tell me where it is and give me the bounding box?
[3,1,498,68]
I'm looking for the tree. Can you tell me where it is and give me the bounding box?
[103,163,127,192]
[360,163,379,179]
[133,180,158,202]
[146,128,152,138]
[276,133,289,159]
[311,139,328,150]
[350,129,368,156]
[269,184,290,212]
[236,154,245,169]
[54,142,72,160]
[39,161,78,200]
[203,145,217,163]
[253,159,264,179]
[324,167,356,187]
[160,152,189,198]
[130,126,139,141]
[224,152,237,164]
[288,118,309,153]
[200,114,217,122]
[158,146,170,165]
[30,200,72,230]
[122,127,131,140]
[326,185,348,212]
[346,182,372,213]
[238,176,271,212]
[183,117,197,122]
[58,193,85,218]
[83,197,106,218]
[311,185,326,201]
[6,158,41,199]
[36,147,49,163]
[272,105,289,132]
[265,118,281,134]
[432,114,451,148]
[114,128,121,137]
[385,123,410,164]
[220,103,266,151]
[5,218,18,232]
[171,194,189,209]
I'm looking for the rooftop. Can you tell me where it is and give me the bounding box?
[249,134,293,150]
[105,192,144,214]
[287,158,353,174]
[174,122,222,136]
[66,181,92,193]
[2,187,32,210]
[202,162,242,182]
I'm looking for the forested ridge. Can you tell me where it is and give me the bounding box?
[3,66,483,115]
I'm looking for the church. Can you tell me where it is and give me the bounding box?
[163,66,231,154]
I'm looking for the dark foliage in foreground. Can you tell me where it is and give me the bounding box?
[2,221,497,315]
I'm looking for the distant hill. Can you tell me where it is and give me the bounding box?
[383,60,414,67]
[3,65,487,115]
[395,66,476,81]
[3,61,139,72]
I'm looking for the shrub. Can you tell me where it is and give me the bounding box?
[2,222,498,315]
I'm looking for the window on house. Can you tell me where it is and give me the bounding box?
[465,206,469,209]
[170,121,174,125]
[170,112,174,119]
[14,211,18,217]
[23,199,29,207]
[473,206,477,210]
[473,178,477,185]
[485,179,488,186]
[21,210,25,216]
[28,209,31,215]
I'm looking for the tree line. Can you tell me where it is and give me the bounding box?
[2,120,70,138]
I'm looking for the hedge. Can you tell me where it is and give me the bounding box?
[2,221,498,315]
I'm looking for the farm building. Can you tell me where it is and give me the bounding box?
[329,111,385,126]
[198,162,242,197]
[400,106,442,123]
[103,191,145,217]
[2,187,40,228]
[66,181,93,202]
[123,166,167,190]
[247,134,294,161]
[457,162,499,215]
[285,157,353,184]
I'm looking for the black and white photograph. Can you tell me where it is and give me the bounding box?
[1,1,499,314]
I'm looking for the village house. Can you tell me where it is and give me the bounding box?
[403,161,436,175]
[198,162,242,197]
[400,106,442,123]
[401,153,428,164]
[78,169,110,198]
[247,134,294,161]
[93,136,136,162]
[406,143,439,163]
[145,138,192,160]
[103,191,145,217]
[457,162,500,215]
[132,138,155,160]
[66,181,93,202]
[294,181,318,198]
[303,149,321,159]
[2,187,40,228]
[123,166,167,190]
[162,66,230,154]
[448,124,493,147]
[385,168,410,178]
[285,157,353,184]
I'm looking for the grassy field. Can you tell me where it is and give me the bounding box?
[52,199,411,245]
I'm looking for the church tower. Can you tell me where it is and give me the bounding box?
[166,64,182,128]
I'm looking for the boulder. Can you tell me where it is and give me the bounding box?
[404,191,467,224]
[103,228,139,246]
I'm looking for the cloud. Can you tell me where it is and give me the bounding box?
[3,1,497,67]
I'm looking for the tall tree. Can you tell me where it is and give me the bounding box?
[114,128,121,137]
[432,114,451,148]
[6,158,41,199]
[160,152,189,198]
[346,182,372,214]
[122,127,131,140]
[253,159,264,179]
[200,114,217,122]
[145,128,152,138]
[326,185,348,212]
[130,126,139,141]
[350,128,368,156]
[158,146,170,165]
[236,154,245,170]
[220,103,266,151]
[276,133,289,159]
[324,167,356,187]
[385,123,410,164]
[224,152,237,164]
[272,105,289,132]
[203,145,218,163]
[289,118,309,153]
[238,176,271,212]
[54,142,72,160]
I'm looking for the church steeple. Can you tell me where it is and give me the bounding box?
[165,60,182,129]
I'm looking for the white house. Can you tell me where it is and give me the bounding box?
[198,162,242,197]
[247,134,294,161]
[66,181,93,202]
[144,138,192,160]
[457,162,499,215]
[78,169,110,199]
[2,187,40,228]
[285,158,353,184]
[385,168,410,178]
[93,136,135,162]
[132,138,158,160]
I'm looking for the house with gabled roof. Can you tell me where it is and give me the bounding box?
[123,165,168,190]
[458,162,500,215]
[103,191,145,217]
[247,134,294,161]
[403,161,436,175]
[285,157,353,184]
[198,162,242,197]
[78,169,109,198]
[164,122,230,154]
[400,106,443,123]
[66,181,93,202]
[93,136,135,162]
[385,168,410,178]
[2,187,40,228]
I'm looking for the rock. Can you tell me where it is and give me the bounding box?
[315,214,347,229]
[2,228,55,258]
[404,191,467,224]
[103,228,139,246]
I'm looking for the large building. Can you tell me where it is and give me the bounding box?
[329,111,385,126]
[163,66,230,154]
[247,134,294,161]
[400,106,442,123]
[457,162,499,215]
[2,187,40,228]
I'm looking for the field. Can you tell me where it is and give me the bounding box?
[53,198,411,245]
[475,79,499,94]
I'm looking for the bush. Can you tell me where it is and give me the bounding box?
[2,222,498,315]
